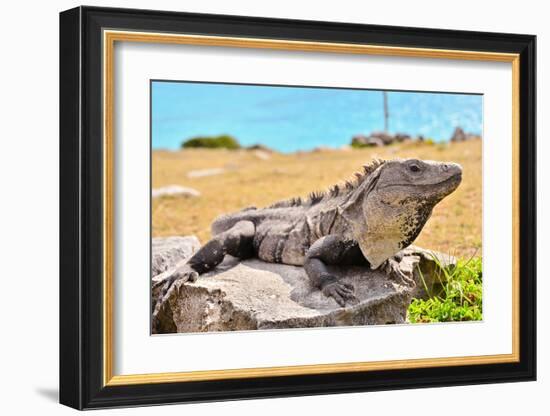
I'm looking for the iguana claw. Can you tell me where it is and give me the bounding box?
[153,265,199,315]
[322,281,357,307]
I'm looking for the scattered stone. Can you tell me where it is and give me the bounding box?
[187,168,226,178]
[151,237,455,334]
[246,144,275,152]
[395,133,412,142]
[152,185,200,199]
[253,150,271,160]
[450,127,467,142]
[352,134,384,147]
[450,127,481,142]
[352,132,418,147]
[370,131,394,145]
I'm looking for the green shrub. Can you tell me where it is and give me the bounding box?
[351,141,368,149]
[408,255,482,323]
[182,135,240,149]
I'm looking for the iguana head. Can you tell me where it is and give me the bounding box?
[340,159,462,268]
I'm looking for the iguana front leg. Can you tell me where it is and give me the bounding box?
[304,235,361,307]
[153,220,255,316]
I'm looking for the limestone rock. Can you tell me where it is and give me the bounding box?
[246,144,274,153]
[151,236,201,277]
[152,185,200,199]
[352,134,384,147]
[370,131,394,145]
[395,133,412,142]
[450,127,481,142]
[401,246,456,299]
[253,150,271,160]
[450,127,467,142]
[187,168,225,178]
[151,237,455,334]
[351,132,416,147]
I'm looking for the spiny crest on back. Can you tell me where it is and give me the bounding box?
[268,159,386,209]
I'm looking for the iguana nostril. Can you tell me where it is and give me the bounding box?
[442,164,449,172]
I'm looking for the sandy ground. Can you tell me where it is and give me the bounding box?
[152,140,481,258]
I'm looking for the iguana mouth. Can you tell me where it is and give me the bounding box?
[437,172,462,189]
[434,172,462,187]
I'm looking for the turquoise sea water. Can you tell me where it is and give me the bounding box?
[152,81,482,153]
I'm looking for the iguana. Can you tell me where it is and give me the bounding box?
[153,158,462,315]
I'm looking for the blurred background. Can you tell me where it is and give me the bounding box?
[152,81,482,152]
[152,81,482,259]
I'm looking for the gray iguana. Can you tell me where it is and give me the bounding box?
[153,158,462,319]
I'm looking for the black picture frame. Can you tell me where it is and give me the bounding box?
[60,5,536,410]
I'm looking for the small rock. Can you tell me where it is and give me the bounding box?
[352,135,384,147]
[450,127,467,142]
[395,133,412,142]
[352,132,427,147]
[187,168,225,178]
[370,131,394,145]
[352,132,398,147]
[450,127,481,142]
[246,144,274,152]
[152,185,200,199]
[253,150,271,160]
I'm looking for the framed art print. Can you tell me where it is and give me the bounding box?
[59,6,536,410]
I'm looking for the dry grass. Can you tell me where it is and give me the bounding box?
[152,140,482,258]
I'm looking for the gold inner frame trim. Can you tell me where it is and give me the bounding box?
[103,30,520,387]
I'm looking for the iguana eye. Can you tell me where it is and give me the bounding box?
[409,164,420,173]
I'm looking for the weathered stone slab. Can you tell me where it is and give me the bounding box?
[151,237,455,334]
[153,257,412,333]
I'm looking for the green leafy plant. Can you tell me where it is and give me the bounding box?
[182,135,240,149]
[408,254,482,323]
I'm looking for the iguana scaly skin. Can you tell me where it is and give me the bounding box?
[153,158,462,318]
